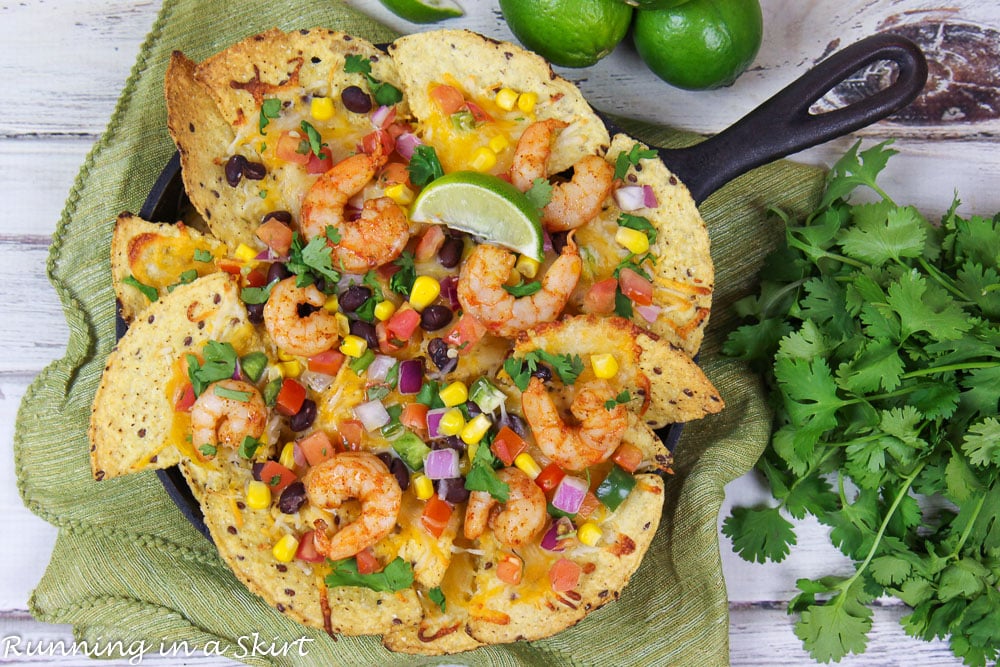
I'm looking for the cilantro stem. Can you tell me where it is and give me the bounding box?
[901,361,1000,379]
[916,256,969,301]
[948,491,987,560]
[786,233,867,270]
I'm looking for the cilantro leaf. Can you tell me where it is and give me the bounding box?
[428,587,446,612]
[502,280,541,297]
[408,145,444,187]
[389,251,416,296]
[794,585,873,662]
[721,505,796,563]
[344,54,372,75]
[186,341,237,396]
[525,177,553,210]
[193,248,213,263]
[465,440,510,502]
[287,232,340,285]
[241,279,278,305]
[299,120,328,160]
[258,98,282,135]
[325,556,414,592]
[614,144,657,180]
[123,275,158,302]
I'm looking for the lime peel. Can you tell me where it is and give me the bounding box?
[410,171,544,262]
[378,0,464,23]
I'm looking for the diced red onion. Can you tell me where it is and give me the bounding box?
[366,354,396,383]
[439,275,460,310]
[614,185,647,211]
[642,184,658,208]
[371,105,393,128]
[293,442,308,468]
[232,358,242,381]
[540,517,575,551]
[424,448,460,479]
[425,407,449,439]
[395,132,422,160]
[551,475,588,515]
[398,359,424,394]
[354,399,390,431]
[636,304,662,323]
[542,230,554,253]
[255,248,276,261]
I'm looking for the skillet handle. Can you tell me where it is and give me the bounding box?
[661,33,927,205]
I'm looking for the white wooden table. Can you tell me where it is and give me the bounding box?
[2,1,996,664]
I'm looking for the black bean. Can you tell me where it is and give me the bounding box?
[350,320,379,351]
[262,210,293,225]
[225,155,247,187]
[243,161,267,180]
[278,482,307,514]
[420,305,453,332]
[251,462,265,481]
[339,285,372,312]
[438,236,464,268]
[432,436,466,452]
[389,457,410,491]
[376,452,393,469]
[267,262,291,284]
[341,86,372,114]
[435,477,470,504]
[289,399,317,431]
[465,401,482,418]
[500,412,528,439]
[531,364,553,382]
[551,231,569,254]
[246,302,265,323]
[427,338,455,372]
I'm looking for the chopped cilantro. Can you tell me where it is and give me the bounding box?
[344,54,402,107]
[239,435,262,459]
[604,389,632,410]
[300,120,328,160]
[428,587,446,612]
[185,341,238,396]
[618,213,658,243]
[286,232,340,286]
[504,350,584,391]
[344,54,372,75]
[614,144,657,180]
[193,248,213,263]
[502,280,542,297]
[525,177,553,211]
[464,438,510,502]
[198,444,217,457]
[241,279,278,305]
[389,251,417,296]
[407,145,444,187]
[325,556,414,592]
[123,275,158,303]
[613,286,633,319]
[258,98,282,135]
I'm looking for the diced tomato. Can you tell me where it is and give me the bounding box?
[414,225,446,262]
[275,378,307,417]
[430,84,465,115]
[619,268,654,306]
[258,461,297,494]
[275,131,311,165]
[173,383,196,412]
[297,431,339,467]
[217,258,243,276]
[337,419,365,451]
[384,120,412,140]
[386,307,421,342]
[548,558,582,592]
[421,494,453,538]
[256,219,293,256]
[308,349,345,376]
[612,442,644,473]
[295,530,326,563]
[362,129,394,157]
[534,462,566,495]
[376,320,405,355]
[245,267,268,288]
[496,554,523,585]
[375,106,397,129]
[576,491,600,520]
[355,547,380,575]
[305,149,333,174]
[490,426,527,467]
[583,278,618,315]
[444,314,486,352]
[463,101,494,124]
[400,402,429,434]
[378,161,411,187]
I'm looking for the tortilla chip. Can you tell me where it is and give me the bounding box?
[89,273,255,480]
[111,212,226,325]
[389,29,610,176]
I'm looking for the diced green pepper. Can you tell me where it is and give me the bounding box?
[392,431,431,471]
[595,465,636,511]
[469,377,505,413]
[240,351,269,383]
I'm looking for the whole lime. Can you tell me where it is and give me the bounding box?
[499,0,634,68]
[619,0,691,8]
[633,0,763,90]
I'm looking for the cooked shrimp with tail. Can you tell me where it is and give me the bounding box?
[305,451,402,561]
[190,379,267,459]
[521,376,628,471]
[263,277,339,357]
[457,238,581,338]
[510,119,614,233]
[464,467,547,548]
[299,150,410,273]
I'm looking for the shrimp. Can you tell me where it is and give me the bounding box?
[521,376,628,472]
[190,379,267,459]
[304,452,402,561]
[299,151,410,273]
[457,239,581,338]
[510,119,614,232]
[263,277,339,357]
[464,467,547,548]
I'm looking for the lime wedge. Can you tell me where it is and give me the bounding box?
[378,0,464,23]
[410,171,544,262]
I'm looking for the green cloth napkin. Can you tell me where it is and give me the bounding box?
[15,1,826,664]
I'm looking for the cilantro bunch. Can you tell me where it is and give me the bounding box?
[723,141,1000,665]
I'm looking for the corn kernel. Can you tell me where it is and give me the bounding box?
[517,91,538,114]
[515,255,540,279]
[578,521,603,546]
[514,452,542,479]
[272,534,299,563]
[615,226,650,255]
[504,267,522,287]
[279,442,296,469]
[412,473,434,500]
[278,360,302,378]
[340,334,368,358]
[439,381,468,407]
[323,295,340,313]
[384,183,415,206]
[469,146,497,172]
[311,96,335,121]
[335,312,350,337]
[590,353,619,379]
[460,414,492,445]
[234,243,259,263]
[438,408,466,436]
[466,442,479,467]
[277,348,297,362]
[495,87,519,111]
[488,134,510,154]
[408,275,441,311]
[373,300,396,321]
[246,480,272,510]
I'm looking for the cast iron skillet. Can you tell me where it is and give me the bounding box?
[134,33,927,541]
